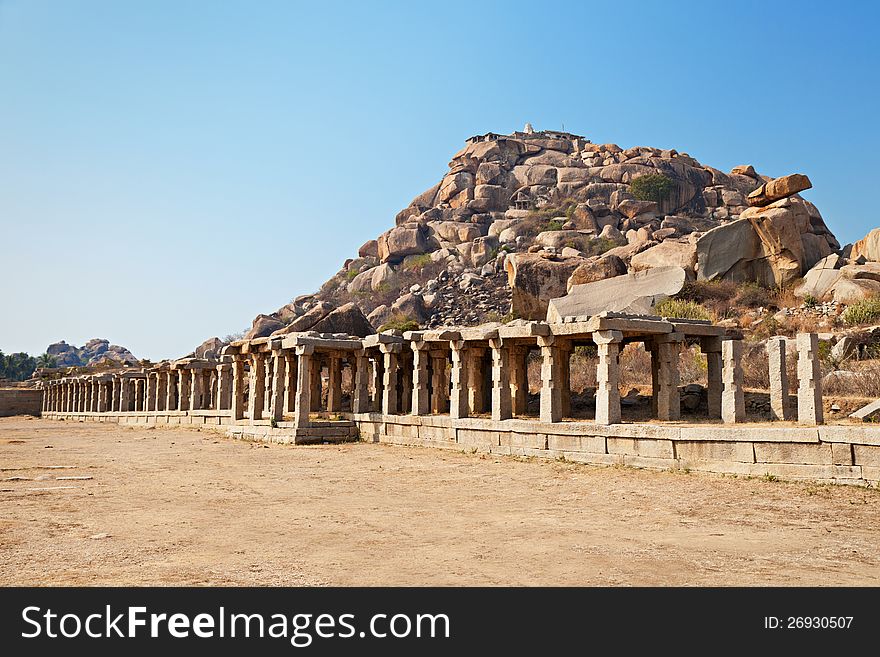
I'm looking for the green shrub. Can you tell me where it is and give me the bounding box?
[803,294,818,308]
[402,253,432,272]
[630,173,674,203]
[583,238,618,257]
[842,298,880,326]
[345,268,360,281]
[378,315,420,333]
[544,219,565,231]
[654,298,711,320]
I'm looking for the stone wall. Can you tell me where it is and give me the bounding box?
[0,388,42,417]
[352,413,880,486]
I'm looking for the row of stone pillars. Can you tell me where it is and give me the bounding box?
[42,375,145,413]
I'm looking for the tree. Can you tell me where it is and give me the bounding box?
[36,353,57,369]
[630,173,674,204]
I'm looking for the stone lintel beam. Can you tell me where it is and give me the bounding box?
[497,322,551,339]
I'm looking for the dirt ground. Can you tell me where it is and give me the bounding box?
[1,416,879,586]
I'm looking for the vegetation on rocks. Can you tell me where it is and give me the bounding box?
[841,298,880,326]
[630,173,674,203]
[654,298,711,320]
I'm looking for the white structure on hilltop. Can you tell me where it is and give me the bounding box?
[524,122,534,134]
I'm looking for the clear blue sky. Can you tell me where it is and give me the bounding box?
[1,0,878,359]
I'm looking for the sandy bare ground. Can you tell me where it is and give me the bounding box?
[1,416,879,586]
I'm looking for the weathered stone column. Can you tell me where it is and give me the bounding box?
[231,356,245,421]
[71,381,79,412]
[466,346,486,415]
[490,338,512,421]
[721,339,745,423]
[310,356,323,411]
[701,336,723,419]
[109,377,118,411]
[178,369,191,412]
[134,379,143,411]
[797,332,823,425]
[156,372,167,411]
[283,353,297,415]
[560,344,572,419]
[538,335,563,423]
[370,354,384,412]
[248,354,265,422]
[293,345,314,428]
[411,342,430,416]
[327,356,343,413]
[270,347,287,422]
[449,340,469,419]
[594,330,622,425]
[352,351,370,414]
[768,336,791,421]
[399,353,412,415]
[430,351,447,414]
[655,333,683,421]
[119,377,131,412]
[189,370,202,411]
[380,343,401,415]
[145,374,155,412]
[263,357,274,417]
[216,361,232,411]
[95,381,105,412]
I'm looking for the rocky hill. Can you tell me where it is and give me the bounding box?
[232,126,880,343]
[46,339,139,367]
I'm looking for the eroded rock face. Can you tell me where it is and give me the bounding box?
[46,339,139,367]
[378,224,432,263]
[505,253,585,319]
[547,266,687,322]
[194,337,224,359]
[245,314,285,340]
[747,173,811,207]
[851,227,880,262]
[566,254,627,291]
[310,303,374,337]
[630,239,697,274]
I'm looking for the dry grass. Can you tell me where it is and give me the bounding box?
[821,359,880,398]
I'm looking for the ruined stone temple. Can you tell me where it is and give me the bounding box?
[26,127,880,487]
[37,311,877,486]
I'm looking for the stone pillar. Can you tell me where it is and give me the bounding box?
[163,371,174,412]
[466,347,486,415]
[216,362,232,411]
[411,342,430,416]
[352,351,371,414]
[701,336,723,419]
[231,357,245,421]
[648,342,659,417]
[189,370,202,411]
[263,357,274,417]
[399,353,412,415]
[133,380,142,411]
[490,338,512,421]
[721,339,745,423]
[156,372,167,411]
[178,369,191,412]
[656,333,683,421]
[797,332,823,426]
[594,330,622,425]
[768,336,791,421]
[293,345,314,428]
[327,356,342,413]
[370,353,385,413]
[109,377,118,411]
[248,354,265,422]
[71,381,79,412]
[560,344,571,419]
[307,356,321,411]
[430,351,447,414]
[284,353,297,415]
[538,335,563,423]
[119,378,130,412]
[145,374,155,412]
[270,348,286,422]
[449,341,469,419]
[380,344,400,415]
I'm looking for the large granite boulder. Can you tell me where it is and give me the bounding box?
[547,266,687,322]
[310,302,374,337]
[505,253,586,320]
[245,314,285,340]
[851,227,880,262]
[566,254,627,291]
[747,173,811,207]
[194,337,224,359]
[630,239,697,274]
[273,302,336,335]
[378,224,432,263]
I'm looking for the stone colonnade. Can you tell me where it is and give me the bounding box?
[40,319,828,428]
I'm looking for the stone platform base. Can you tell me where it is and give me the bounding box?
[37,411,880,486]
[353,413,880,487]
[227,421,358,445]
